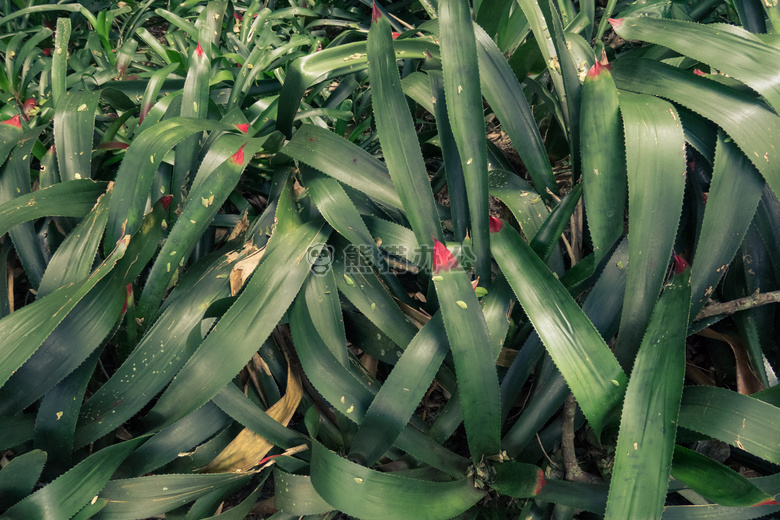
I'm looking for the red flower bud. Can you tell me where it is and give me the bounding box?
[42,48,52,56]
[195,43,205,58]
[160,195,173,210]
[489,216,503,234]
[231,144,245,165]
[432,237,459,273]
[1,114,22,128]
[672,252,688,275]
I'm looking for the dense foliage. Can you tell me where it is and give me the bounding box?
[1,0,780,518]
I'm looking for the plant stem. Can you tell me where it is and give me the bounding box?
[695,290,780,321]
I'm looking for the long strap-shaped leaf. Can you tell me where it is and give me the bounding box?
[581,60,626,263]
[144,219,330,431]
[349,312,449,466]
[690,132,764,315]
[0,179,108,237]
[475,23,557,199]
[137,135,264,323]
[491,218,626,437]
[670,445,776,507]
[283,124,402,210]
[368,13,443,255]
[105,117,240,251]
[74,254,235,447]
[37,188,111,298]
[94,473,250,519]
[310,441,484,520]
[53,90,101,181]
[276,39,439,137]
[611,58,780,200]
[0,235,128,390]
[431,239,500,460]
[678,385,780,464]
[3,437,144,519]
[610,17,780,114]
[439,0,490,281]
[613,91,686,368]
[605,271,691,520]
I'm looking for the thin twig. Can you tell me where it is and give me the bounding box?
[561,394,601,484]
[695,290,780,321]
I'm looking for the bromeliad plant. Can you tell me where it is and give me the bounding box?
[2,0,780,518]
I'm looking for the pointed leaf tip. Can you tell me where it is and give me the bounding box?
[160,195,173,210]
[231,144,245,165]
[534,469,546,495]
[372,2,382,22]
[432,237,459,273]
[608,18,623,29]
[122,283,133,314]
[588,60,605,78]
[195,43,205,58]
[236,123,249,133]
[489,216,503,233]
[392,32,401,39]
[1,114,21,128]
[693,68,706,76]
[755,499,780,506]
[672,252,688,274]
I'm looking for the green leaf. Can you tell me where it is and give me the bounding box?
[476,23,558,201]
[3,438,145,520]
[611,58,780,201]
[368,15,443,255]
[38,187,111,298]
[670,446,776,507]
[34,352,99,476]
[605,271,691,520]
[432,249,501,460]
[529,183,582,262]
[580,61,626,263]
[105,117,238,252]
[349,312,449,465]
[0,450,46,510]
[118,402,232,478]
[491,222,626,437]
[283,124,402,210]
[492,462,546,498]
[678,386,780,464]
[439,0,490,280]
[274,469,332,515]
[610,17,780,114]
[613,91,686,368]
[51,18,71,106]
[277,39,439,137]
[0,179,108,237]
[310,441,485,520]
[145,219,330,431]
[75,253,233,447]
[137,134,266,322]
[0,236,128,390]
[488,169,549,241]
[690,131,764,315]
[94,473,250,520]
[54,91,101,181]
